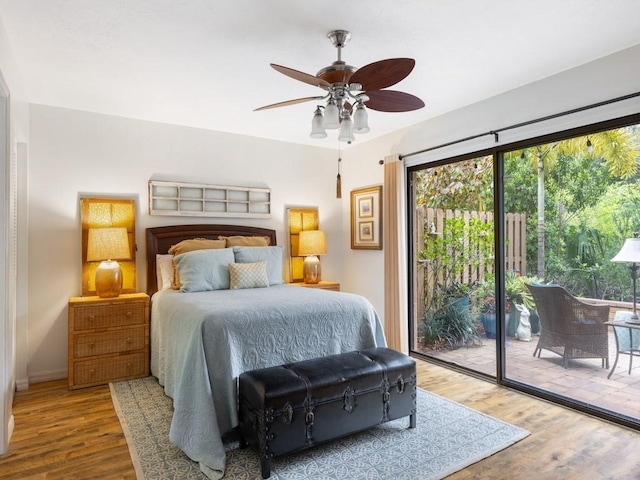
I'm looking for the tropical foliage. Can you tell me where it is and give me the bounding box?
[415,125,640,348]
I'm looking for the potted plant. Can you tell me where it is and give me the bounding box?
[475,277,497,339]
[419,216,493,347]
[480,292,497,339]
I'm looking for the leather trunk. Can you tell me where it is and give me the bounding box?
[238,347,416,478]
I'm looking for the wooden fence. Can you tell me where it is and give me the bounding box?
[414,207,527,322]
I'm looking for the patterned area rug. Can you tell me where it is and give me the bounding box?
[110,377,528,480]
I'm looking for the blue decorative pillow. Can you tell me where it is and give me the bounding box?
[232,246,284,285]
[173,248,234,292]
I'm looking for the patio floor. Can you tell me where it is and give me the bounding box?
[417,328,640,420]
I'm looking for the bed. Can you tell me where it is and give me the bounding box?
[146,224,386,479]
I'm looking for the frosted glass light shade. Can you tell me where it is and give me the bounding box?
[310,108,327,138]
[323,101,340,129]
[353,103,370,134]
[338,113,355,143]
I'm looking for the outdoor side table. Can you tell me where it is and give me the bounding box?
[605,311,640,379]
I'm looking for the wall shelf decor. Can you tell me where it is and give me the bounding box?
[148,180,271,218]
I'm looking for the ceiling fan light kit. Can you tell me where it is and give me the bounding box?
[310,107,327,138]
[255,30,425,143]
[338,110,355,143]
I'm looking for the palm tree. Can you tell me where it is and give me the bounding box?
[523,129,639,278]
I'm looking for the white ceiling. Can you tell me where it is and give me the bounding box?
[2,0,640,148]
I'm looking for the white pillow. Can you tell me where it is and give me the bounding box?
[156,254,173,291]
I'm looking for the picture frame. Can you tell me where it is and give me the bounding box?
[350,185,382,250]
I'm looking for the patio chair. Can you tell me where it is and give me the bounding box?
[526,284,609,369]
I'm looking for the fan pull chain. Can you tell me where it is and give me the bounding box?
[336,156,342,199]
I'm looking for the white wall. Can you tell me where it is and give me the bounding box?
[0,12,29,454]
[27,105,342,381]
[22,42,640,384]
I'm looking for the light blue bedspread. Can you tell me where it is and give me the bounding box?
[150,285,385,479]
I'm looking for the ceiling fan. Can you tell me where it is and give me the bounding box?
[254,30,425,143]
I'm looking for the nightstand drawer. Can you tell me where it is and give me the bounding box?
[74,353,147,386]
[74,326,146,357]
[73,302,146,330]
[68,293,150,389]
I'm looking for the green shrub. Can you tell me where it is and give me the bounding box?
[421,300,481,349]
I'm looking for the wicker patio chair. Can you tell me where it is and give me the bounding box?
[526,284,609,369]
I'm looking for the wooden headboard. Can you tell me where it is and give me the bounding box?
[146,224,277,295]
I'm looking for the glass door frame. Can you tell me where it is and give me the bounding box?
[407,112,640,431]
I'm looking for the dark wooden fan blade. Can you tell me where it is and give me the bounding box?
[365,90,425,112]
[271,64,331,89]
[350,58,415,91]
[254,96,325,111]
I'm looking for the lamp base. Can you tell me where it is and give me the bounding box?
[95,260,123,298]
[303,255,321,284]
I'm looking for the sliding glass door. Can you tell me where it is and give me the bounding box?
[409,154,497,377]
[503,125,640,422]
[409,118,640,427]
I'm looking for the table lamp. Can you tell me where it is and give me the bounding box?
[87,227,131,298]
[298,230,327,284]
[611,232,640,324]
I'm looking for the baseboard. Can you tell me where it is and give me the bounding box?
[28,368,67,384]
[15,377,29,391]
[7,414,14,444]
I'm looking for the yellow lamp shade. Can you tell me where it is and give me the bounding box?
[298,230,326,256]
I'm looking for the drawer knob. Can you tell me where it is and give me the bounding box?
[89,343,95,349]
[126,311,132,317]
[89,369,95,376]
[126,337,132,343]
[88,315,95,320]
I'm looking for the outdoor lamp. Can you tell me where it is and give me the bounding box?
[611,232,640,323]
[298,230,327,284]
[87,227,131,298]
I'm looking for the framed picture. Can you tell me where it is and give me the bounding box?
[359,196,374,218]
[351,186,382,250]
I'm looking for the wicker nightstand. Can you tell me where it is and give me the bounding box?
[290,281,340,292]
[67,292,150,390]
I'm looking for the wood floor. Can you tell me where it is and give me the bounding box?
[2,358,640,479]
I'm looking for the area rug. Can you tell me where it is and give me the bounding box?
[110,377,528,480]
